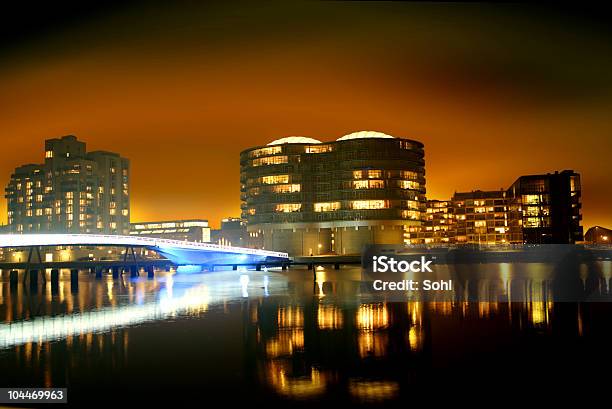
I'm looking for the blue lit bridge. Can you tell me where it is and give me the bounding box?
[0,234,289,276]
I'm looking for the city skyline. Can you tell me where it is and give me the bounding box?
[1,3,612,229]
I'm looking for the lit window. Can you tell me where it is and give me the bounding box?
[275,203,301,212]
[353,180,384,189]
[249,146,282,158]
[523,195,542,205]
[314,202,341,212]
[305,145,332,154]
[399,180,419,190]
[252,156,288,167]
[272,184,301,193]
[351,200,388,210]
[401,170,418,180]
[45,150,53,158]
[261,175,289,184]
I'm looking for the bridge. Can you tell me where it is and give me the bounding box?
[0,233,289,268]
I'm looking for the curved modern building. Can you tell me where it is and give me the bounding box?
[240,131,426,256]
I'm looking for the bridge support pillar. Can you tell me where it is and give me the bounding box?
[130,266,139,278]
[94,267,102,279]
[232,265,238,271]
[50,269,60,294]
[147,266,155,279]
[282,264,288,271]
[256,264,262,271]
[70,269,79,292]
[29,269,39,290]
[10,270,19,289]
[334,263,340,270]
[112,267,120,279]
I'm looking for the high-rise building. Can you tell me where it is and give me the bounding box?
[240,131,426,256]
[5,135,130,234]
[130,219,210,242]
[506,170,582,244]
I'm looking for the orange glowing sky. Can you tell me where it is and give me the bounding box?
[1,3,611,229]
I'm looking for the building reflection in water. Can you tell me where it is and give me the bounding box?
[0,262,609,404]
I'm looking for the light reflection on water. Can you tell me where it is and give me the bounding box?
[0,265,611,405]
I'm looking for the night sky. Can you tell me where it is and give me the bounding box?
[1,2,611,229]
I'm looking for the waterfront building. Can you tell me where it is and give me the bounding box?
[130,219,211,242]
[506,170,582,244]
[452,190,510,244]
[405,200,455,244]
[240,131,426,256]
[211,217,247,247]
[5,135,130,234]
[406,170,582,245]
[584,226,612,245]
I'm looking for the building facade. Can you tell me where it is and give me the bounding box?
[406,200,455,244]
[240,131,426,256]
[506,170,582,244]
[210,217,247,247]
[584,226,611,245]
[130,219,211,242]
[5,135,130,234]
[406,170,582,245]
[453,190,510,244]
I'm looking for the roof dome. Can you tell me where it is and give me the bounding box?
[336,130,395,141]
[267,136,322,146]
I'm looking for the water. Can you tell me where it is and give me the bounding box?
[1,266,611,406]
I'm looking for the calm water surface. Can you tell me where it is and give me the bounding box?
[1,266,611,407]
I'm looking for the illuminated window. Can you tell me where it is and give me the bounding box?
[122,209,129,216]
[275,203,301,212]
[401,210,419,220]
[272,184,301,193]
[248,208,256,215]
[399,180,419,190]
[474,207,486,213]
[474,220,487,227]
[45,150,53,158]
[249,146,282,158]
[314,202,341,212]
[523,206,540,217]
[353,180,385,189]
[401,170,418,180]
[305,145,332,153]
[252,156,288,167]
[65,192,74,199]
[261,175,289,184]
[351,200,388,210]
[524,217,541,228]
